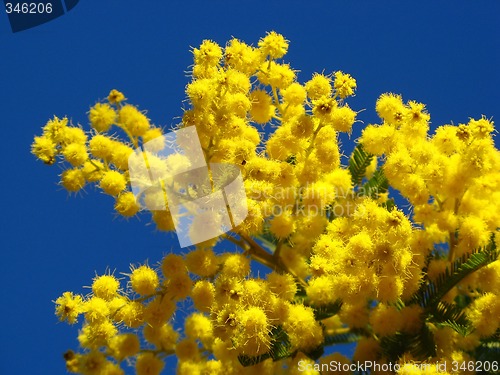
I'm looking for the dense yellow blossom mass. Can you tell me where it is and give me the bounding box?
[33,32,499,374]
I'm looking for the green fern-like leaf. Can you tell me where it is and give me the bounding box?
[409,237,498,309]
[238,353,271,367]
[360,168,389,199]
[454,293,473,309]
[323,331,362,346]
[304,345,325,361]
[348,144,374,186]
[430,301,472,336]
[380,324,436,362]
[312,299,343,320]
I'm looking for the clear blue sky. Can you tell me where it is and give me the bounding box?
[1,1,499,374]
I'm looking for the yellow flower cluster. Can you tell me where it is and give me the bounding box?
[308,201,419,306]
[34,32,499,375]
[30,90,181,228]
[361,95,499,261]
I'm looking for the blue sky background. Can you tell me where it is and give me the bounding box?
[1,1,499,374]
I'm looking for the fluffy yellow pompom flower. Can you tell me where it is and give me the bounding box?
[186,78,217,107]
[224,68,252,93]
[307,276,336,306]
[61,168,86,192]
[70,351,109,374]
[227,92,252,117]
[468,116,494,138]
[55,292,84,324]
[224,38,263,76]
[185,313,213,344]
[84,297,110,323]
[81,160,104,182]
[250,89,275,124]
[109,333,140,361]
[258,31,289,59]
[144,296,176,326]
[118,105,150,137]
[467,293,500,337]
[143,322,179,350]
[283,304,324,351]
[62,143,88,166]
[185,247,219,277]
[100,170,127,196]
[193,39,223,67]
[130,265,159,296]
[177,340,201,363]
[281,82,307,105]
[305,73,332,100]
[136,353,164,375]
[267,272,297,300]
[257,61,295,89]
[161,253,187,277]
[114,192,140,217]
[269,211,296,239]
[114,301,144,328]
[376,93,406,124]
[89,134,114,160]
[110,143,134,170]
[333,71,357,98]
[235,306,272,355]
[65,125,88,145]
[108,89,126,104]
[92,275,120,301]
[31,135,57,165]
[331,105,356,132]
[360,124,397,155]
[165,273,193,300]
[42,115,68,143]
[191,280,215,312]
[221,254,250,278]
[458,215,490,250]
[312,96,337,120]
[369,304,403,336]
[152,210,175,232]
[142,127,163,144]
[89,103,116,133]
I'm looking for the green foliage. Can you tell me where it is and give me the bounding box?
[347,144,393,207]
[312,300,343,320]
[285,154,297,166]
[473,331,500,370]
[454,293,473,309]
[323,331,363,346]
[377,237,499,362]
[409,237,498,309]
[360,168,389,199]
[430,301,472,336]
[348,144,374,186]
[380,324,436,362]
